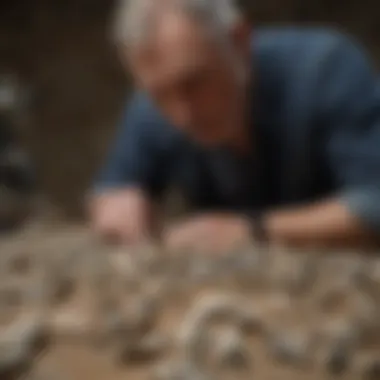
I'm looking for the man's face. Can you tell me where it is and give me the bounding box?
[127,12,249,147]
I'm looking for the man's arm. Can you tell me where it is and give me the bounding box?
[161,33,380,252]
[263,199,378,248]
[263,34,380,248]
[89,93,168,244]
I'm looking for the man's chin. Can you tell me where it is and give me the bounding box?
[191,133,224,148]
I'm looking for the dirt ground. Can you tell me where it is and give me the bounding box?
[0,220,379,380]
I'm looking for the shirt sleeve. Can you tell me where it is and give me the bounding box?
[319,33,380,232]
[92,92,169,199]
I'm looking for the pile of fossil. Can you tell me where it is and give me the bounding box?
[0,224,379,380]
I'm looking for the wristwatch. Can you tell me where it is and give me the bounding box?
[247,210,269,243]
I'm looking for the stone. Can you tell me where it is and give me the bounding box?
[144,279,170,302]
[82,249,114,291]
[0,313,49,379]
[319,255,366,294]
[126,294,159,336]
[351,293,380,344]
[102,295,160,351]
[140,333,170,355]
[213,328,250,370]
[317,284,347,313]
[0,343,30,380]
[109,250,135,278]
[9,313,49,356]
[268,251,317,294]
[264,292,292,315]
[231,248,269,289]
[0,280,25,309]
[364,362,380,380]
[152,360,212,380]
[357,356,380,380]
[24,276,51,307]
[268,330,312,368]
[318,318,360,351]
[93,308,127,348]
[26,257,76,308]
[180,324,212,368]
[48,307,95,342]
[259,292,293,331]
[322,341,351,376]
[7,252,32,275]
[51,274,76,305]
[236,307,265,335]
[178,293,257,368]
[181,294,247,333]
[117,333,169,365]
[102,309,126,338]
[178,294,241,349]
[319,286,378,332]
[189,256,217,282]
[316,319,359,376]
[365,260,380,289]
[230,248,264,272]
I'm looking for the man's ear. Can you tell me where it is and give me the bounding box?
[230,18,252,59]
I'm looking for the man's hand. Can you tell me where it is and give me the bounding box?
[89,187,154,245]
[163,213,252,254]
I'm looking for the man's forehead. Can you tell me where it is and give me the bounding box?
[129,11,221,79]
[138,45,209,74]
[134,52,210,90]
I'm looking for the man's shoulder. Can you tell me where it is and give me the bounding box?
[123,91,183,146]
[251,27,371,116]
[252,27,360,82]
[126,91,167,126]
[253,26,354,58]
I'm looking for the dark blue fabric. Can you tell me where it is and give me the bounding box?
[94,27,380,232]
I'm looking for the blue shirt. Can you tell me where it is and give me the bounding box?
[94,27,380,233]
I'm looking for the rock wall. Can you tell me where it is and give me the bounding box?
[0,0,379,218]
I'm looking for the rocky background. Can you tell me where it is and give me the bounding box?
[0,0,380,219]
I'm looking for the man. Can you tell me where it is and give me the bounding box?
[90,0,380,251]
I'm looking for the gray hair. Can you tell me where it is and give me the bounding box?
[112,0,243,49]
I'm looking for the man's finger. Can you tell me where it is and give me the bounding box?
[164,226,192,251]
